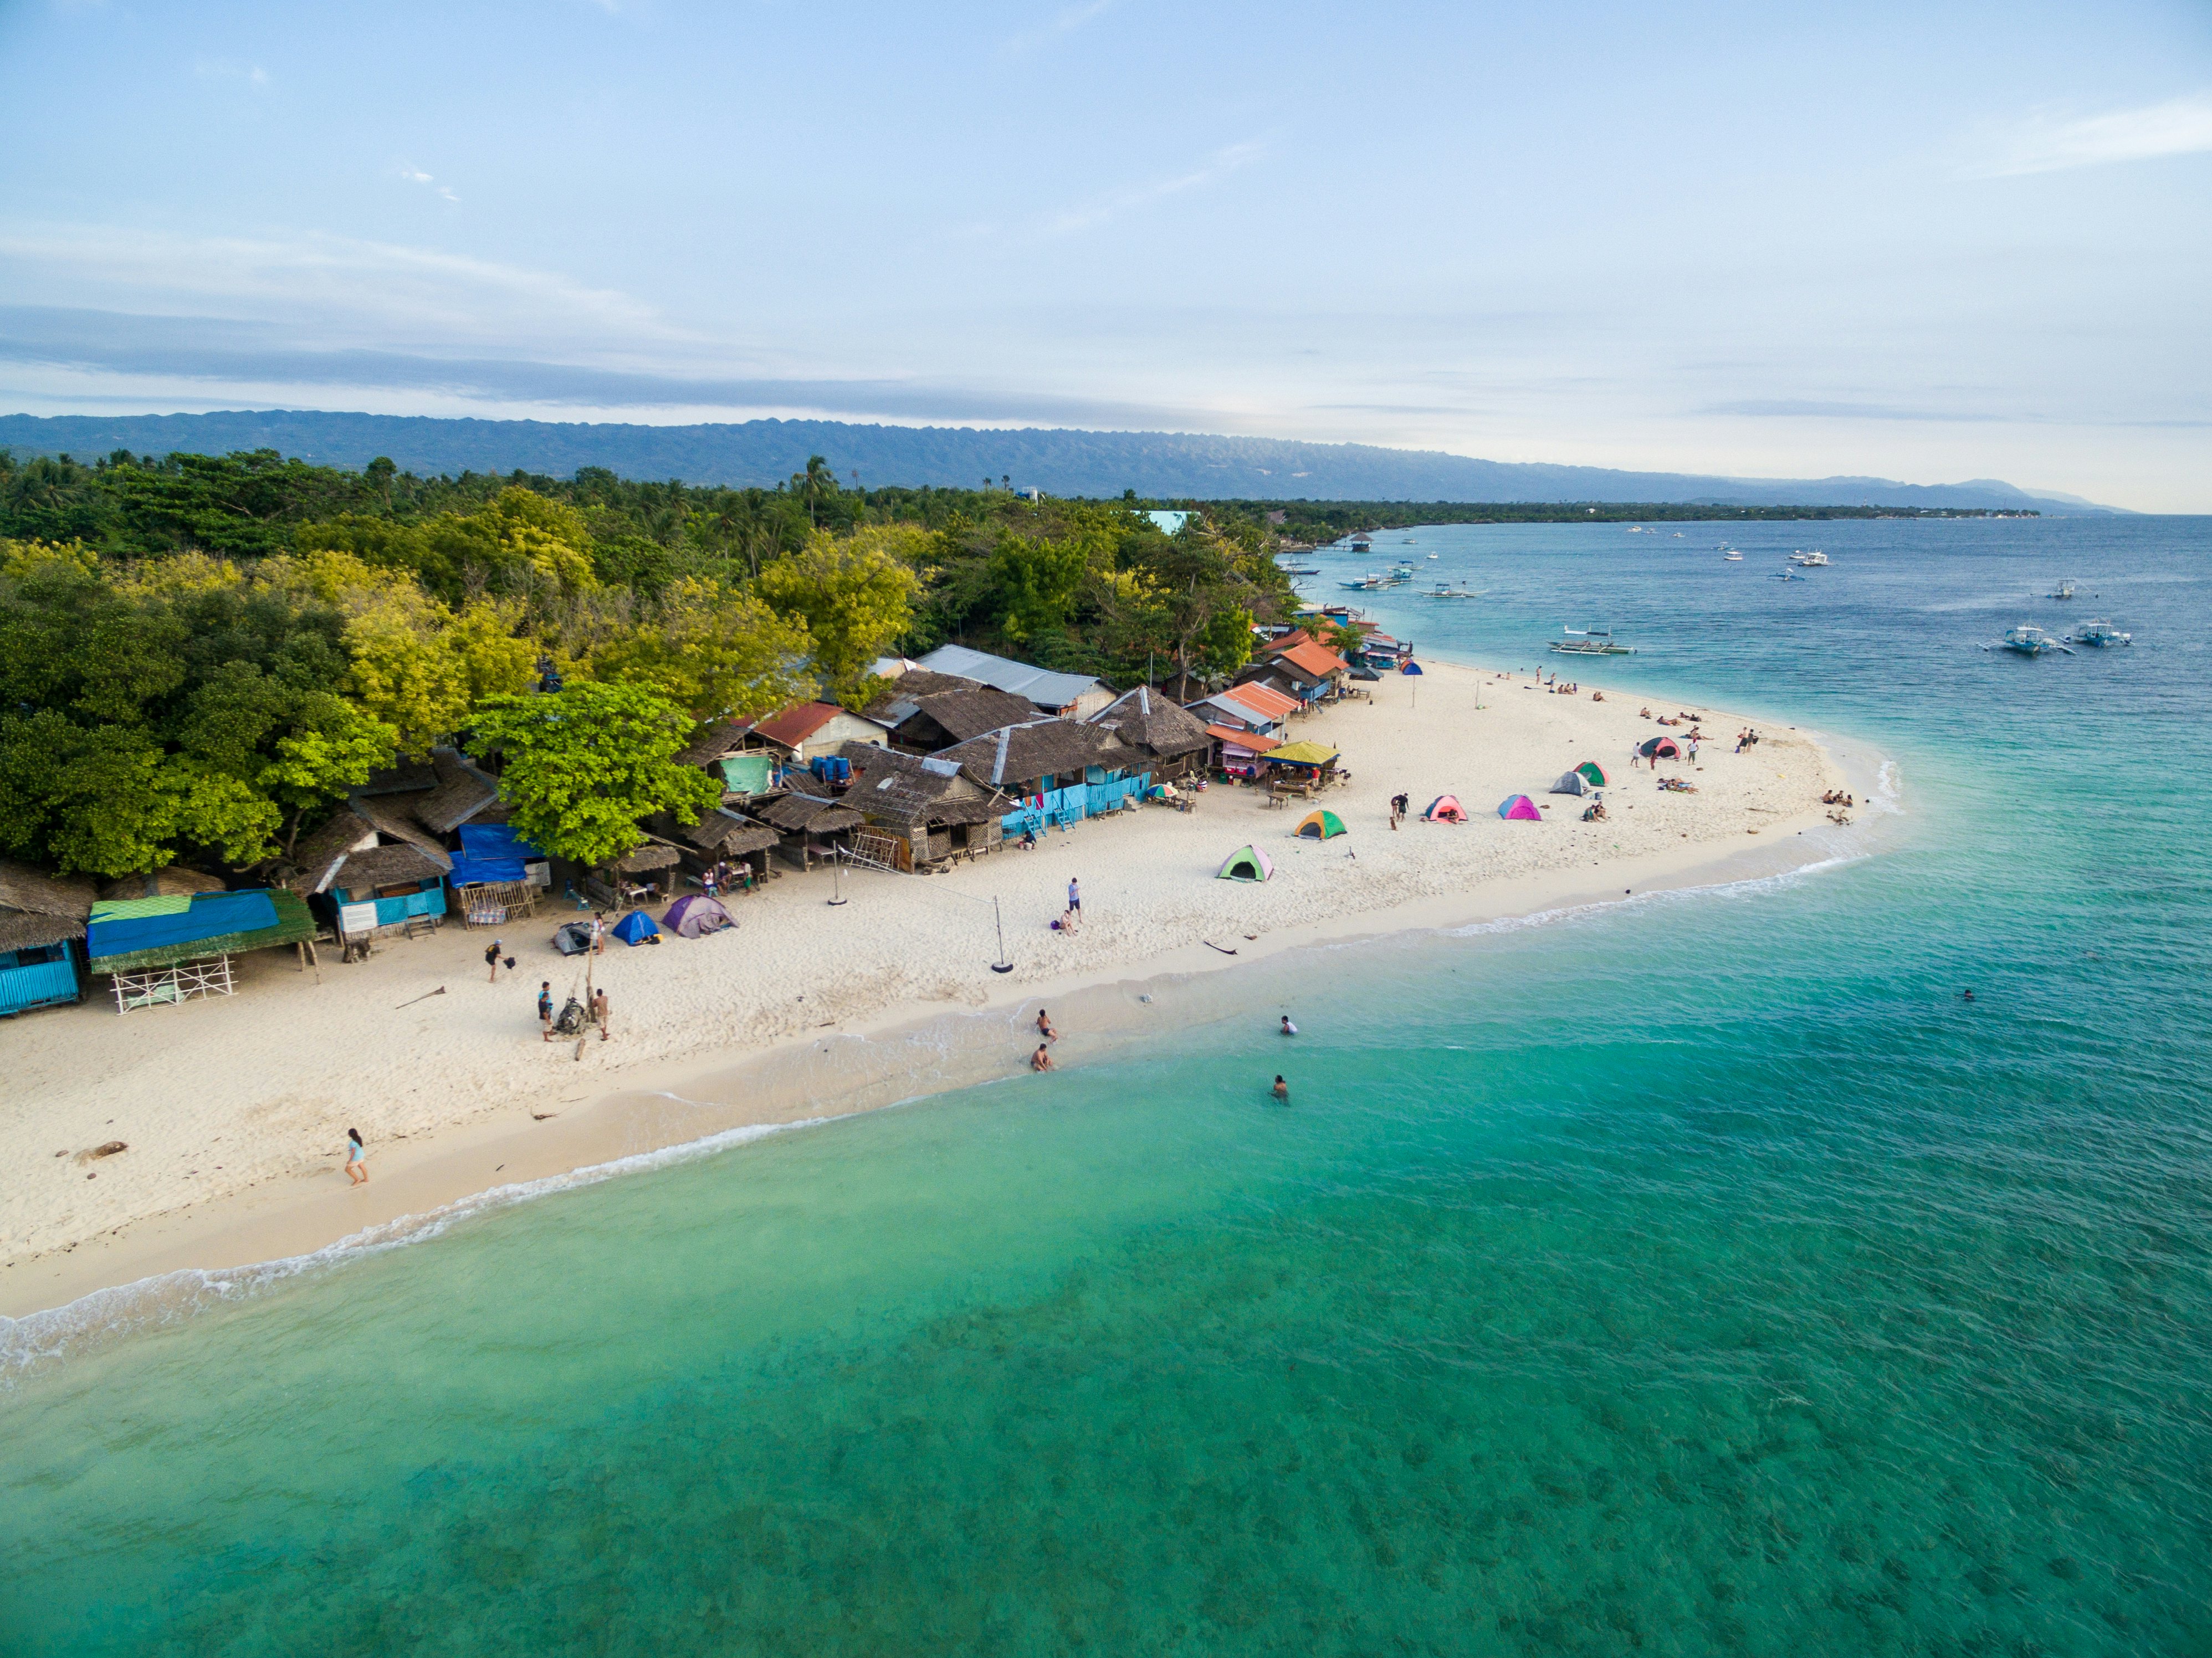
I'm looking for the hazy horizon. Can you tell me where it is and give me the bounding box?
[1,2,2207,509]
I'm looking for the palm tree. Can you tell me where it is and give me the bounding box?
[796,455,837,528]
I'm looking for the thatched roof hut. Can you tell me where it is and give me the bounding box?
[410,750,503,835]
[861,668,986,720]
[0,860,98,953]
[653,808,782,858]
[288,796,455,895]
[1087,685,1211,761]
[938,719,1138,794]
[839,743,1005,827]
[755,792,864,836]
[599,838,684,876]
[878,686,1042,754]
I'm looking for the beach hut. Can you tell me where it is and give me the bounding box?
[1498,795,1543,821]
[609,909,661,946]
[1550,770,1592,796]
[0,860,96,1017]
[662,894,734,938]
[1295,810,1348,840]
[1576,761,1609,787]
[1423,795,1467,823]
[84,886,320,1012]
[1640,736,1682,759]
[1217,846,1275,883]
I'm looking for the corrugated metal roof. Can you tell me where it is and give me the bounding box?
[915,644,1103,712]
[1217,682,1298,721]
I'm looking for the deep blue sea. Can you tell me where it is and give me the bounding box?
[4,516,2210,1656]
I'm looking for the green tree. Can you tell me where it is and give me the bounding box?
[468,681,720,867]
[987,532,1092,643]
[574,577,817,720]
[755,526,921,700]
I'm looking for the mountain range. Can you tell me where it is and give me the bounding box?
[0,410,2117,514]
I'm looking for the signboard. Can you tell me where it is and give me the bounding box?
[339,903,379,937]
[525,861,552,888]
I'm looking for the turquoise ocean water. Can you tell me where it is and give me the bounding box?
[4,516,2210,1655]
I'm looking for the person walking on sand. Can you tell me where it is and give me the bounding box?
[345,1128,368,1185]
[1032,1043,1054,1072]
[1067,878,1081,917]
[538,980,554,1040]
[1272,1075,1289,1103]
[485,939,504,982]
[591,986,611,1042]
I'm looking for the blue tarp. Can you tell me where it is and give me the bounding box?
[86,890,276,959]
[449,823,542,887]
[610,909,660,945]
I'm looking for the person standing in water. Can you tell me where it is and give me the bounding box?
[1279,1015,1298,1036]
[345,1128,368,1185]
[1271,1076,1289,1103]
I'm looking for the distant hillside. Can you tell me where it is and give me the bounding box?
[0,410,2118,514]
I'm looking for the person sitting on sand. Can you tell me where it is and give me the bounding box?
[1032,1044,1054,1072]
[1037,1009,1057,1041]
[345,1127,368,1185]
[1280,1015,1298,1036]
[1272,1075,1289,1103]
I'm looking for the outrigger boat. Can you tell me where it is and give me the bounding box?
[1419,582,1484,599]
[2050,578,2077,600]
[1788,550,1829,567]
[2073,618,2132,647]
[1991,625,2073,656]
[1550,625,1636,657]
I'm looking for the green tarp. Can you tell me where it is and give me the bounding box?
[717,754,775,795]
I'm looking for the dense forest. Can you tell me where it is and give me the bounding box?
[0,447,1291,877]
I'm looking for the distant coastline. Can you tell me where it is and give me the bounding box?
[0,410,2116,514]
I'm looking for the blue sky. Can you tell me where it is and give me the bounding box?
[1,0,2208,508]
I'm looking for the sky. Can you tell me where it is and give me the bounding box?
[0,1,2208,509]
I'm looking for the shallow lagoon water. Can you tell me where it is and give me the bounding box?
[4,516,2210,1655]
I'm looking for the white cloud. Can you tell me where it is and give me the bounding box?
[0,224,669,345]
[398,163,460,204]
[1004,0,1117,57]
[1968,91,2212,178]
[1045,140,1265,234]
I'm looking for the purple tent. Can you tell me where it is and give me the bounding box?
[1497,795,1543,821]
[662,893,735,938]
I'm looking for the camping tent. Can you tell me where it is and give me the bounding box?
[609,909,660,945]
[1549,770,1591,796]
[1575,761,1609,787]
[1640,736,1682,759]
[1498,795,1543,821]
[1401,660,1424,675]
[1217,846,1274,882]
[1423,795,1467,823]
[552,921,595,955]
[663,894,734,939]
[1295,810,1347,840]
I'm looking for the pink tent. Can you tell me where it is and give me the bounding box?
[1497,795,1543,821]
[1424,795,1467,823]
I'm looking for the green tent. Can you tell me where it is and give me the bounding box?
[1217,845,1275,882]
[716,753,775,796]
[1575,761,1609,787]
[1296,809,1347,840]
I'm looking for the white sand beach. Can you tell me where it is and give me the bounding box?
[1,661,1851,1317]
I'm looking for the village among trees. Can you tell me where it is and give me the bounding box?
[0,447,1299,881]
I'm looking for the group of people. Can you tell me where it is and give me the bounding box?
[1389,790,1410,829]
[1030,1003,1298,1104]
[537,979,612,1042]
[1049,877,1083,933]
[1733,729,1762,753]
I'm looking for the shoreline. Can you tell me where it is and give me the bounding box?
[2,662,1879,1326]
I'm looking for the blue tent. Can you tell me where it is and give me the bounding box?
[447,823,544,887]
[1400,659,1424,675]
[610,909,660,945]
